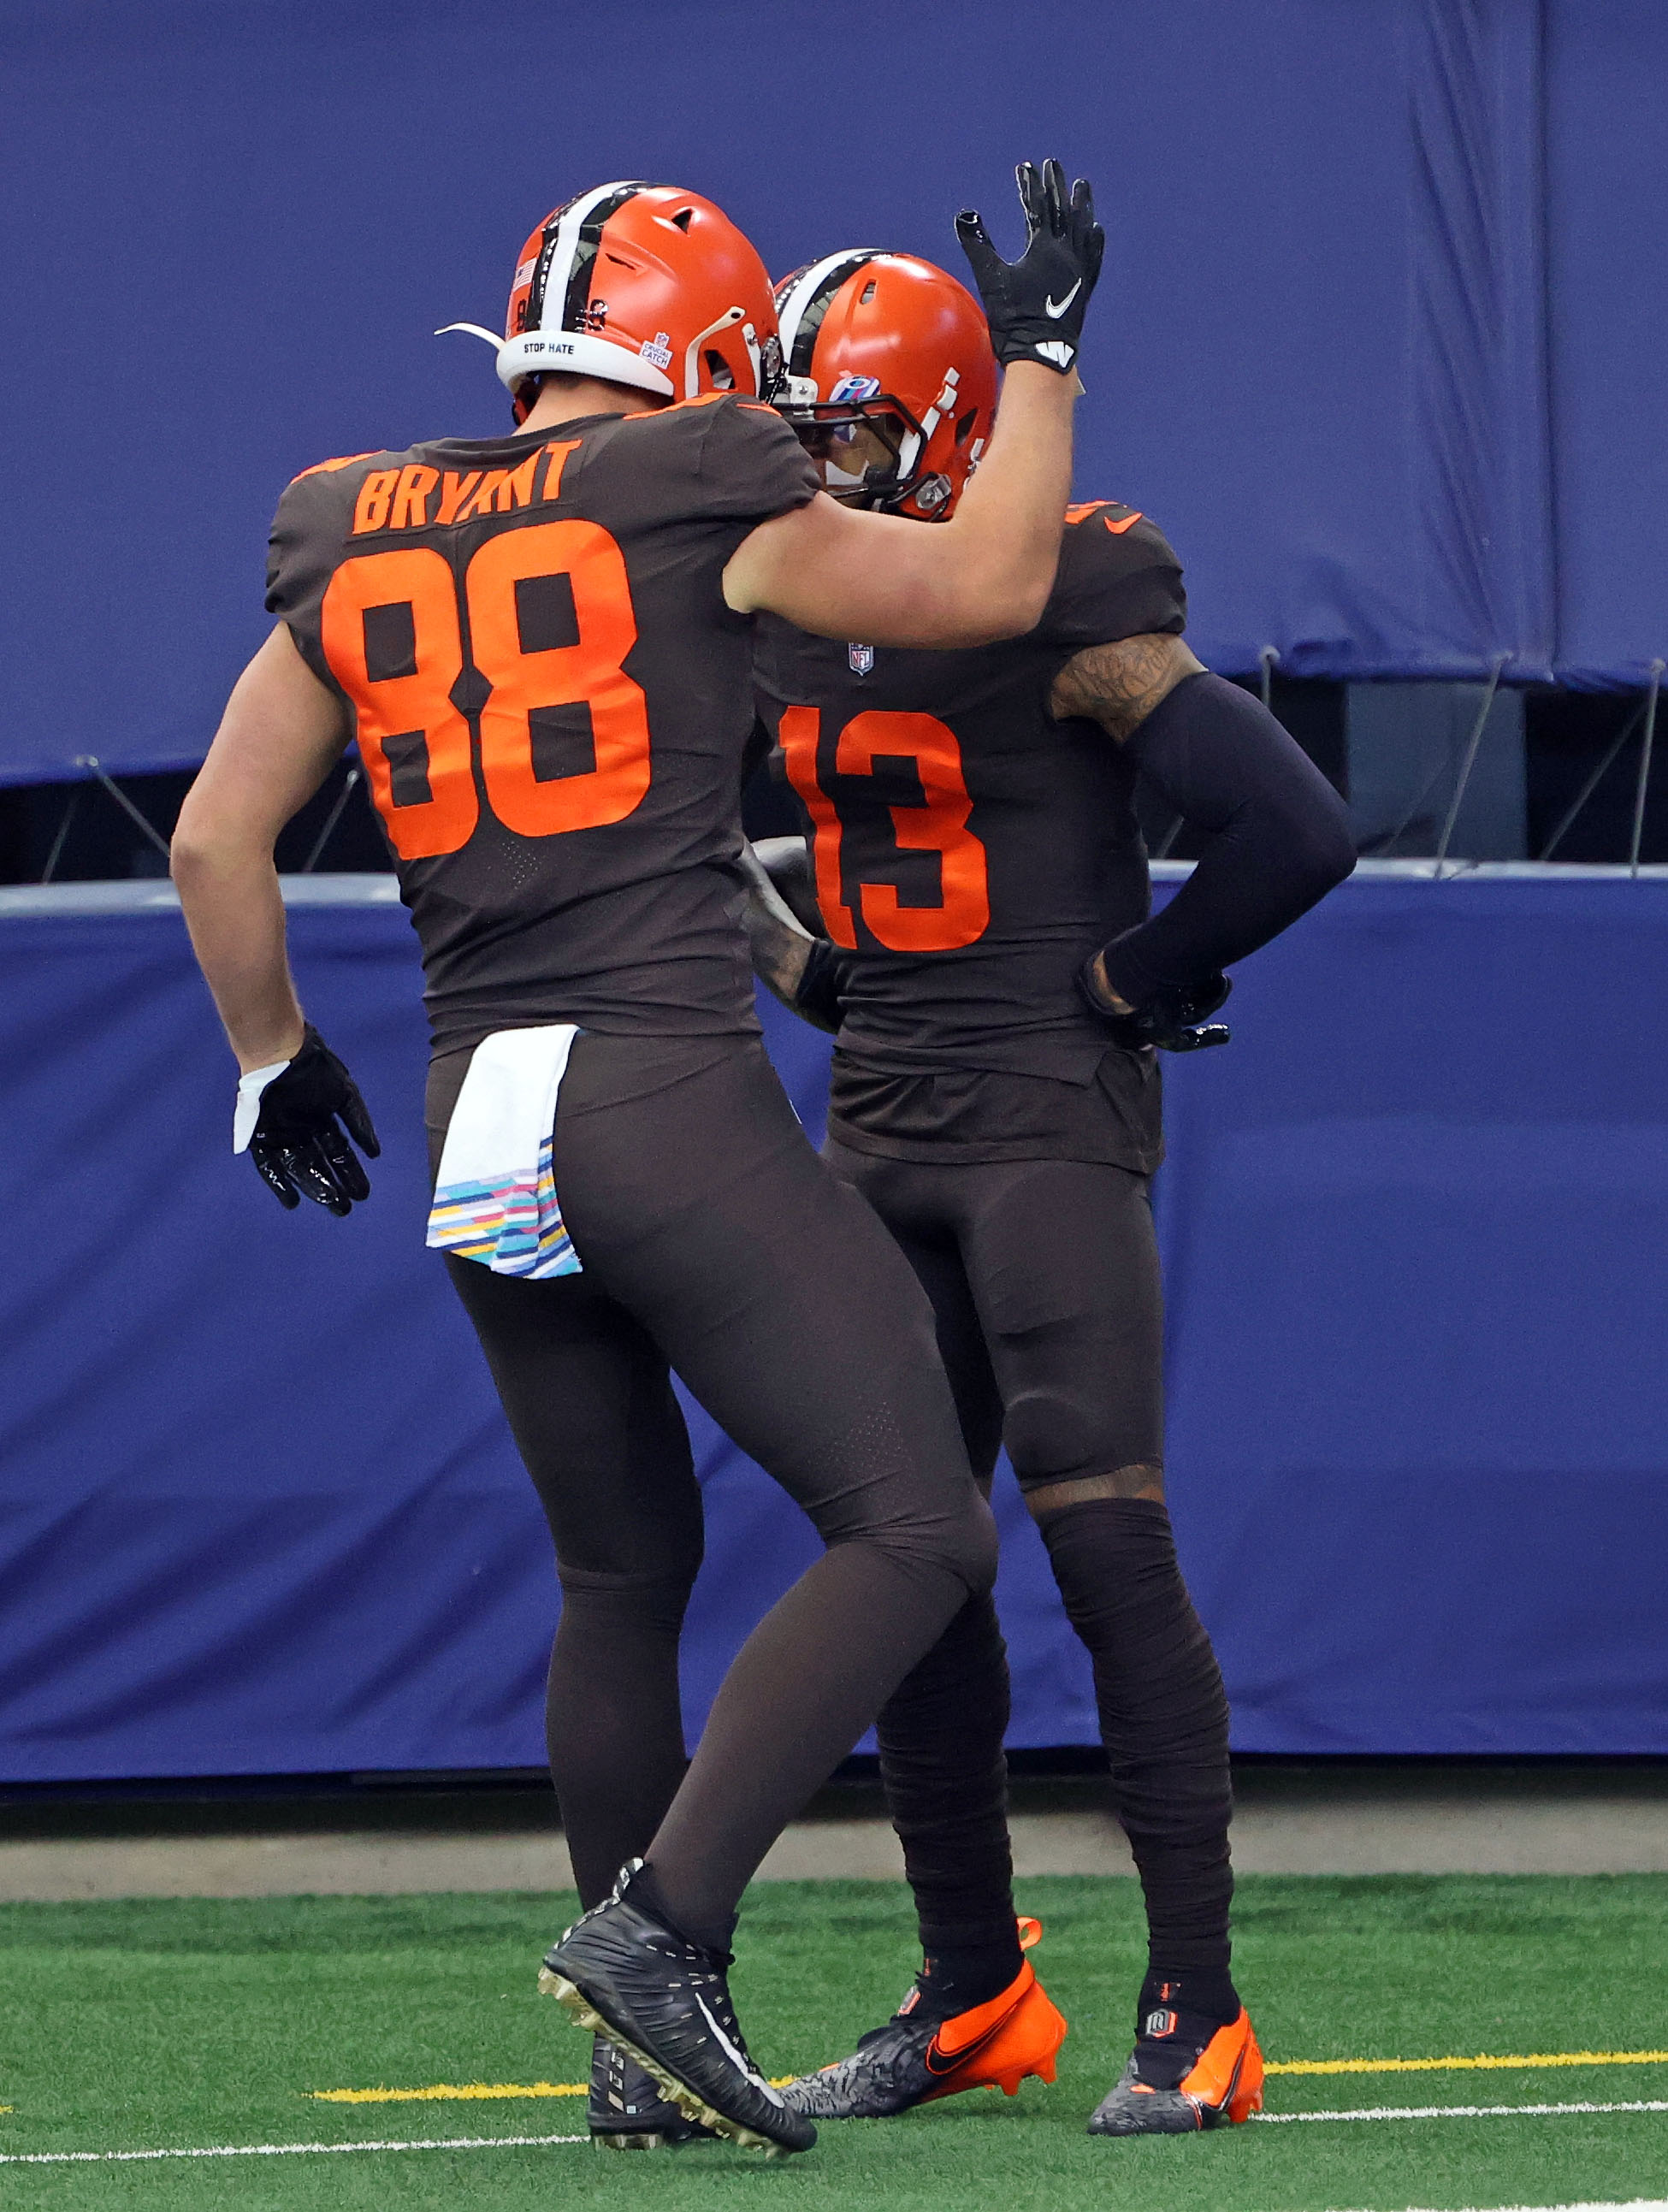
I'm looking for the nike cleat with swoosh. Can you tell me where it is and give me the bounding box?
[782,1918,1067,2120]
[1087,1998,1263,2136]
[539,1861,814,2156]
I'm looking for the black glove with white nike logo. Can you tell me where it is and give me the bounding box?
[234,1024,381,1215]
[955,159,1103,375]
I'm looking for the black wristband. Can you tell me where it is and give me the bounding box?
[795,937,851,1034]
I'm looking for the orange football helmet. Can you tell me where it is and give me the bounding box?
[772,251,997,518]
[441,182,783,422]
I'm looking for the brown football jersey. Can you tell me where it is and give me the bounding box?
[267,395,818,1050]
[752,501,1186,1087]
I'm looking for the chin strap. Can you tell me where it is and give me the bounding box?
[435,320,505,350]
[437,322,534,423]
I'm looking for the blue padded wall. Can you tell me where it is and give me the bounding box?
[2,873,1665,1779]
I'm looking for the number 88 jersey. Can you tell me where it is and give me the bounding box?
[265,395,817,1052]
[751,501,1187,1084]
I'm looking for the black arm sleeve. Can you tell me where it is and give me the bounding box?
[1098,672,1357,1004]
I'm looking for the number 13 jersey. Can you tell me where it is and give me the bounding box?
[751,501,1187,1088]
[266,396,818,1051]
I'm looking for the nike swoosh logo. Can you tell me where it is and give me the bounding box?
[925,2014,1008,2078]
[693,1991,785,2107]
[1044,281,1081,318]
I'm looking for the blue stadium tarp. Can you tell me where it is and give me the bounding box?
[2,870,1665,1780]
[0,0,1663,787]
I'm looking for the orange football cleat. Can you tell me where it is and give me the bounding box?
[783,1916,1068,2120]
[1087,2002,1264,2135]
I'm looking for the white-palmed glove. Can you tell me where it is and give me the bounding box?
[233,1025,380,1215]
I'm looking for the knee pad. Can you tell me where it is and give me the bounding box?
[1005,1380,1152,1491]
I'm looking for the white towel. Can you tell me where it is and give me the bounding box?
[425,1026,582,1278]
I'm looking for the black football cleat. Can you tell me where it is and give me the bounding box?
[589,2034,716,2150]
[784,1919,1066,2119]
[1087,1990,1263,2136]
[539,1861,814,2157]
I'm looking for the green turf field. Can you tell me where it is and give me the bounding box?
[2,1875,1665,2209]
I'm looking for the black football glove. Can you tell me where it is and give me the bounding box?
[236,1025,381,1215]
[1078,958,1233,1053]
[795,936,853,1035]
[955,158,1104,376]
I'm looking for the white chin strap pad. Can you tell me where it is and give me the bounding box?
[437,322,676,400]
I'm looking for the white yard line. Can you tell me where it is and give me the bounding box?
[0,2132,587,2165]
[1259,2099,1668,2123]
[3,2101,1665,2168]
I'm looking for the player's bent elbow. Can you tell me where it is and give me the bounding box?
[971,590,1051,646]
[993,561,1057,640]
[167,813,211,884]
[1310,787,1359,890]
[169,802,264,888]
[932,570,1052,649]
[1319,817,1359,892]
[169,841,226,906]
[1281,785,1357,899]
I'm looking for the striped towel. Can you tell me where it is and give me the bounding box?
[425,1026,583,1278]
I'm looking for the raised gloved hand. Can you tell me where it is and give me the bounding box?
[955,158,1103,376]
[1078,958,1233,1053]
[234,1025,381,1214]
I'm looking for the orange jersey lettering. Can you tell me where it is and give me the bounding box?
[352,470,400,534]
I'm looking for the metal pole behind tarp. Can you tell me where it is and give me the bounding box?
[1629,661,1663,878]
[1433,656,1508,877]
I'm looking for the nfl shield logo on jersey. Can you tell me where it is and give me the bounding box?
[849,642,875,676]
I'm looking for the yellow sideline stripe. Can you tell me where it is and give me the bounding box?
[312,2051,1668,2103]
[311,2079,800,2104]
[1266,2050,1668,2078]
[313,2084,586,2104]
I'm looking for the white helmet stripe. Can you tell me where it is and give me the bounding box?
[531,180,642,335]
[776,249,884,382]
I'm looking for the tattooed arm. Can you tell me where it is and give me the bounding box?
[738,843,849,1034]
[1049,633,1206,1013]
[739,843,815,1003]
[1049,631,1204,742]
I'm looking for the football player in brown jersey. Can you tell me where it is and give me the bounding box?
[746,249,1356,2138]
[170,169,1106,2156]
